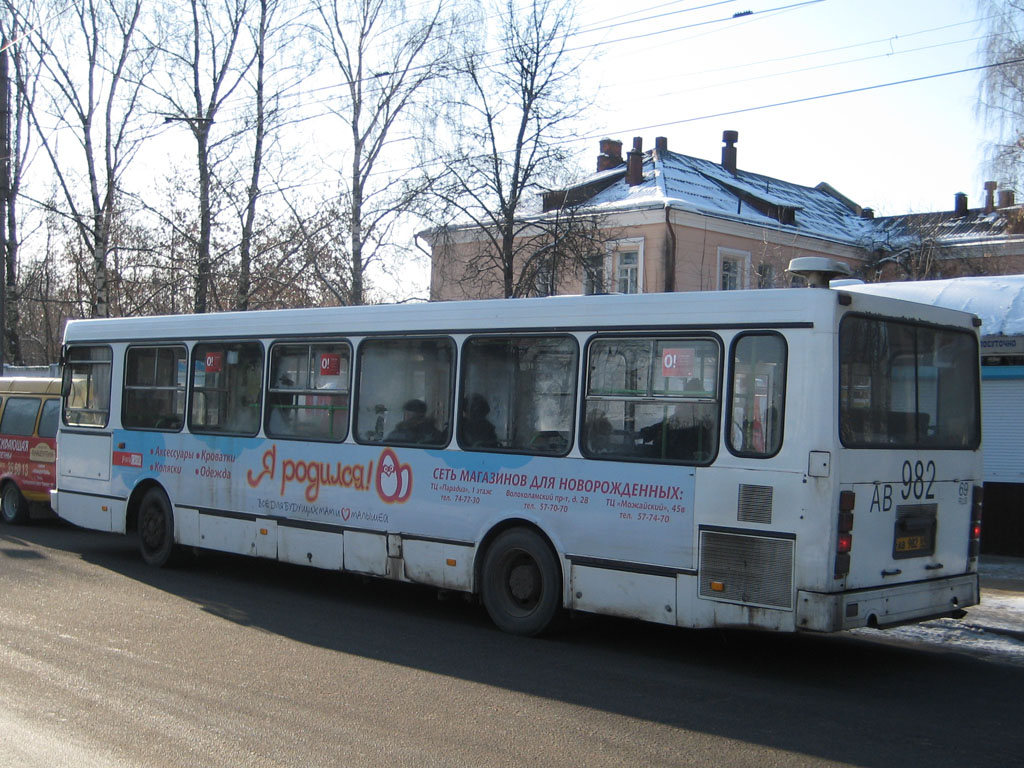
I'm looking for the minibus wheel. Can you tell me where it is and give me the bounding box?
[138,488,176,567]
[481,528,561,636]
[0,483,28,525]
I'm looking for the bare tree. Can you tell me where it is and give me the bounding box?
[151,0,255,314]
[312,0,456,305]
[17,0,157,318]
[978,1,1024,189]
[0,13,42,361]
[429,202,611,299]
[430,0,591,299]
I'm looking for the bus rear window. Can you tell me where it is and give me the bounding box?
[839,316,979,449]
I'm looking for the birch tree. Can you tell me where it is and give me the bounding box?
[312,0,456,305]
[18,0,157,318]
[151,0,254,314]
[978,1,1024,190]
[431,0,592,299]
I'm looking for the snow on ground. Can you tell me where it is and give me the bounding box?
[851,559,1024,666]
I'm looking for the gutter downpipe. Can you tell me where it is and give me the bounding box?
[664,204,676,292]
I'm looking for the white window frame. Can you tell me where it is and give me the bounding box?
[718,247,751,291]
[591,238,644,295]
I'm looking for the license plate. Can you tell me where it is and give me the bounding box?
[892,504,937,559]
[895,534,927,553]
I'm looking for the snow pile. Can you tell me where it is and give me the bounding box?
[844,275,1024,337]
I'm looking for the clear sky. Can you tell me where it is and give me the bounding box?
[567,0,987,216]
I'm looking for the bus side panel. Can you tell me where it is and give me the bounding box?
[54,490,115,532]
[198,513,274,557]
[0,436,57,503]
[60,433,111,481]
[403,540,473,590]
[279,525,344,571]
[570,564,677,625]
[345,530,387,576]
[175,506,201,547]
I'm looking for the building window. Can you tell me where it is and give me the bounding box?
[616,250,639,294]
[587,240,643,295]
[719,248,750,291]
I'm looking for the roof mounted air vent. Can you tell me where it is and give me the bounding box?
[787,257,852,288]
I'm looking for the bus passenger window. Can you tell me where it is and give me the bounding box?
[583,337,720,464]
[458,336,578,455]
[0,397,40,436]
[190,342,264,436]
[355,338,453,448]
[64,345,112,428]
[123,345,187,430]
[38,399,60,439]
[266,342,350,441]
[728,333,786,457]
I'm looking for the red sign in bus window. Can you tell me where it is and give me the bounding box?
[662,348,694,378]
[205,351,223,373]
[320,353,341,376]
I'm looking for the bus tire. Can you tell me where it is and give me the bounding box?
[481,528,561,636]
[0,483,29,525]
[138,488,176,567]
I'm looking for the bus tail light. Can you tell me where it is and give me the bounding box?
[968,485,983,558]
[834,492,854,579]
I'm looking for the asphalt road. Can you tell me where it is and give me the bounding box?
[0,520,1021,768]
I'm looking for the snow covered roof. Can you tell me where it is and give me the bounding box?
[843,275,1024,337]
[867,207,1024,252]
[552,147,878,247]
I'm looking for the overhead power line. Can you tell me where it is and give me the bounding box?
[599,56,1024,138]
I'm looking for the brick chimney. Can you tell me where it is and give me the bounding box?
[984,181,997,213]
[999,189,1016,208]
[954,192,968,216]
[722,130,738,173]
[654,136,668,154]
[597,138,623,172]
[626,136,643,186]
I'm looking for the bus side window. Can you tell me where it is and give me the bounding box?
[583,337,720,464]
[190,342,264,436]
[355,337,453,448]
[0,397,41,436]
[458,336,578,455]
[728,333,787,457]
[64,346,112,428]
[38,399,60,439]
[266,342,350,441]
[124,345,187,430]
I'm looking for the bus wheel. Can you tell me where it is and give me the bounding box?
[0,483,29,525]
[481,528,561,636]
[138,488,176,567]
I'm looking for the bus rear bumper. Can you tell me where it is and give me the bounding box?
[797,573,979,632]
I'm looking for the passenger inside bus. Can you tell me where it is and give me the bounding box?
[460,394,498,448]
[639,379,715,461]
[387,399,444,444]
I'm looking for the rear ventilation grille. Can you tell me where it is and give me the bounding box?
[737,484,773,524]
[700,530,794,609]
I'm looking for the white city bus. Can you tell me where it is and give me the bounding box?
[51,281,983,635]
